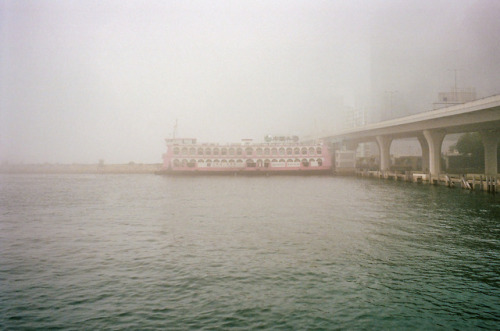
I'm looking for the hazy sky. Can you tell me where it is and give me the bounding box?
[1,0,499,164]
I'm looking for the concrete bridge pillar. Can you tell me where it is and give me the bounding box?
[423,129,446,176]
[481,130,499,175]
[417,135,429,172]
[376,135,392,171]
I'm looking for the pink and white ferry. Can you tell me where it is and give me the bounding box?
[157,136,332,175]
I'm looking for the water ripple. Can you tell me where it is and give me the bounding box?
[0,175,499,329]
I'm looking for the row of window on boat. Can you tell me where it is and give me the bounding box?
[172,158,324,167]
[172,146,323,156]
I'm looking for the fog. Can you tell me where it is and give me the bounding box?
[1,0,499,164]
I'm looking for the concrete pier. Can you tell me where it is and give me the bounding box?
[355,170,498,193]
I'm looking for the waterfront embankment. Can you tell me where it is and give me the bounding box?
[0,163,162,174]
[354,170,499,193]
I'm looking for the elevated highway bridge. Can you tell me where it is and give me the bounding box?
[322,94,500,176]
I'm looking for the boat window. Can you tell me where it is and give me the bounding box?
[221,148,227,155]
[173,159,180,167]
[317,158,323,166]
[287,159,293,163]
[173,147,180,155]
[316,147,322,154]
[181,147,188,155]
[181,159,188,167]
[237,148,242,155]
[294,147,300,155]
[264,159,270,167]
[229,148,235,155]
[302,159,309,166]
[213,148,219,155]
[257,159,263,167]
[272,159,278,163]
[246,159,256,167]
[279,148,285,155]
[309,147,315,155]
[256,148,263,155]
[229,159,235,165]
[197,148,204,155]
[286,148,292,155]
[205,148,211,155]
[295,158,300,163]
[198,159,204,163]
[189,147,196,155]
[279,159,285,163]
[245,147,253,155]
[264,148,270,155]
[301,147,307,155]
[271,148,277,155]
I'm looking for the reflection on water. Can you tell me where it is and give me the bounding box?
[1,174,499,329]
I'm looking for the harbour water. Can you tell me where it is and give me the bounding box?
[1,174,499,330]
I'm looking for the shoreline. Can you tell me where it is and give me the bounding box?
[0,163,162,174]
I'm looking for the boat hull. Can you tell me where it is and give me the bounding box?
[155,168,333,176]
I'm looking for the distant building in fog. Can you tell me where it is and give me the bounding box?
[433,87,476,109]
[346,106,375,158]
[348,107,367,128]
[390,134,460,158]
